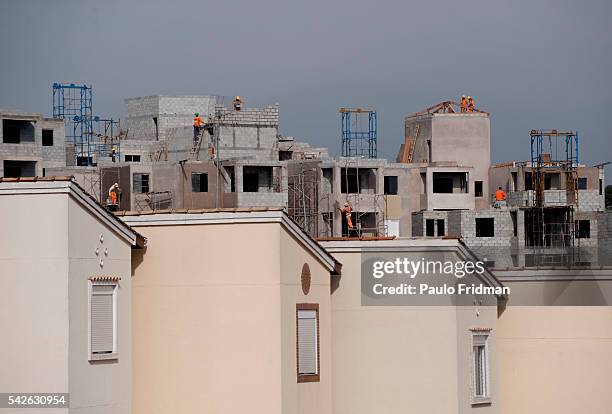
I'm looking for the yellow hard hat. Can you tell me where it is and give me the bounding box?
[467,96,472,99]
[234,95,241,102]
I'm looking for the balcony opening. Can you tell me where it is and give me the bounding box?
[432,172,468,194]
[341,168,376,194]
[243,166,273,193]
[2,119,35,143]
[544,173,560,190]
[3,160,36,177]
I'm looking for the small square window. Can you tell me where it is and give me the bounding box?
[125,154,141,163]
[42,129,54,146]
[297,304,320,383]
[576,220,590,238]
[133,173,149,193]
[89,282,118,360]
[191,173,208,193]
[577,177,587,190]
[476,218,495,237]
[384,176,398,195]
[475,181,483,197]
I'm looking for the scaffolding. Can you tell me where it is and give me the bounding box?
[288,165,321,237]
[528,129,580,265]
[52,82,121,166]
[340,108,377,158]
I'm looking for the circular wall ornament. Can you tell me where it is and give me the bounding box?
[301,263,311,295]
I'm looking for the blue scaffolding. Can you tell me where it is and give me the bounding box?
[52,83,120,166]
[530,129,579,168]
[340,108,377,158]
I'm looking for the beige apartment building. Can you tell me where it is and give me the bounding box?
[120,209,340,414]
[0,177,144,414]
[2,177,612,414]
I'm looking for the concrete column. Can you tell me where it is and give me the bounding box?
[376,168,384,194]
[333,166,342,237]
[235,164,243,194]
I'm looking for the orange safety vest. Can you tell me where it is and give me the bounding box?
[495,189,506,201]
[460,98,467,111]
[467,99,474,112]
[193,116,203,127]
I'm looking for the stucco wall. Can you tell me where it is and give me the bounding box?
[0,193,70,405]
[324,243,499,414]
[67,198,132,414]
[279,228,333,414]
[497,304,612,414]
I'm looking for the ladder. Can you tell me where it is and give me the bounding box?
[406,123,420,163]
[190,129,204,160]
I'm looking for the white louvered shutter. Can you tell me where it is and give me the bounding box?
[297,310,318,375]
[91,285,115,354]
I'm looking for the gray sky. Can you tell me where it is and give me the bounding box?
[1,0,611,176]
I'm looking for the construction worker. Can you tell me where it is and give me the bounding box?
[494,186,506,208]
[108,183,120,210]
[460,95,467,113]
[233,96,242,111]
[193,113,204,142]
[467,96,475,113]
[339,202,354,235]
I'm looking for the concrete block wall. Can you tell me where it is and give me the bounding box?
[411,211,449,237]
[598,211,612,266]
[124,95,216,141]
[0,111,67,177]
[452,210,514,248]
[237,192,287,208]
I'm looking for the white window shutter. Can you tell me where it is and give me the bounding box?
[297,310,318,375]
[91,285,115,354]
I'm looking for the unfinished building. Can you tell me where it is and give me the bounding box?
[0,109,66,178]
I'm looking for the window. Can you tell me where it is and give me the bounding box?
[191,173,208,192]
[42,129,53,146]
[511,211,517,237]
[475,181,483,197]
[133,173,149,193]
[578,177,587,190]
[436,219,445,236]
[426,219,435,237]
[475,218,494,237]
[576,220,590,238]
[296,304,319,383]
[472,332,491,404]
[600,179,603,195]
[90,283,117,360]
[243,172,259,192]
[524,171,533,191]
[124,154,141,163]
[384,176,398,195]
